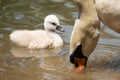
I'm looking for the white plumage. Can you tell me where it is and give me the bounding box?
[10,15,64,49]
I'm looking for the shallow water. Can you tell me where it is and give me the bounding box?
[0,0,120,80]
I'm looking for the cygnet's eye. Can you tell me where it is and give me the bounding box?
[51,22,57,26]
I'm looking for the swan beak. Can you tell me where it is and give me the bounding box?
[70,45,88,72]
[56,25,65,32]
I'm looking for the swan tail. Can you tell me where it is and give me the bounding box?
[9,30,31,46]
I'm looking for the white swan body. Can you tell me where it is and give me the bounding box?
[10,15,64,49]
[96,0,120,33]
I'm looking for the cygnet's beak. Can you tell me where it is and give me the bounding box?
[56,25,65,32]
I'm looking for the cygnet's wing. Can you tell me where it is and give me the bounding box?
[28,30,53,49]
[10,30,53,49]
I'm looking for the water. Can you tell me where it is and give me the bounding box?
[0,0,120,80]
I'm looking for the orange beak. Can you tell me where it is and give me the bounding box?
[73,57,87,72]
[70,45,88,72]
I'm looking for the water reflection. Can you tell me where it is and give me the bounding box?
[11,45,63,58]
[0,0,120,80]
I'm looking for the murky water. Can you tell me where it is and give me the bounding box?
[0,0,120,80]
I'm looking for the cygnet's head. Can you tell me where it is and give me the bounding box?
[44,15,64,32]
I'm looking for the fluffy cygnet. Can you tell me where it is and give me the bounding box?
[10,15,64,49]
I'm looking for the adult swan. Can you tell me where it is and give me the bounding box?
[69,0,120,72]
